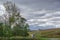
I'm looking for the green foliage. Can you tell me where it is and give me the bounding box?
[3,25,12,37]
[0,1,29,37]
[12,23,29,36]
[0,23,3,37]
[0,23,12,37]
[9,16,15,23]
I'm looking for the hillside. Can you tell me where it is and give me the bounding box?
[40,28,60,38]
[30,28,60,38]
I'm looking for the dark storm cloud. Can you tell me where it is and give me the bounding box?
[13,0,60,10]
[1,0,60,30]
[0,0,60,10]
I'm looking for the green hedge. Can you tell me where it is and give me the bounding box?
[0,38,38,40]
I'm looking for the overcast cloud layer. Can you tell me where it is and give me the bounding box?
[0,0,60,30]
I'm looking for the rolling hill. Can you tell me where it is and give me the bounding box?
[30,28,60,38]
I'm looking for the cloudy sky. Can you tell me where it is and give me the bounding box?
[0,0,60,30]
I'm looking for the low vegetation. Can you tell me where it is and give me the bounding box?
[30,28,60,38]
[1,1,60,40]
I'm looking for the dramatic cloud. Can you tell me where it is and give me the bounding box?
[27,10,60,29]
[0,0,60,30]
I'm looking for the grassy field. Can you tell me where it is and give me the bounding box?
[0,28,60,40]
[30,28,60,38]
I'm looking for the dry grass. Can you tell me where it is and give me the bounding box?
[30,28,60,38]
